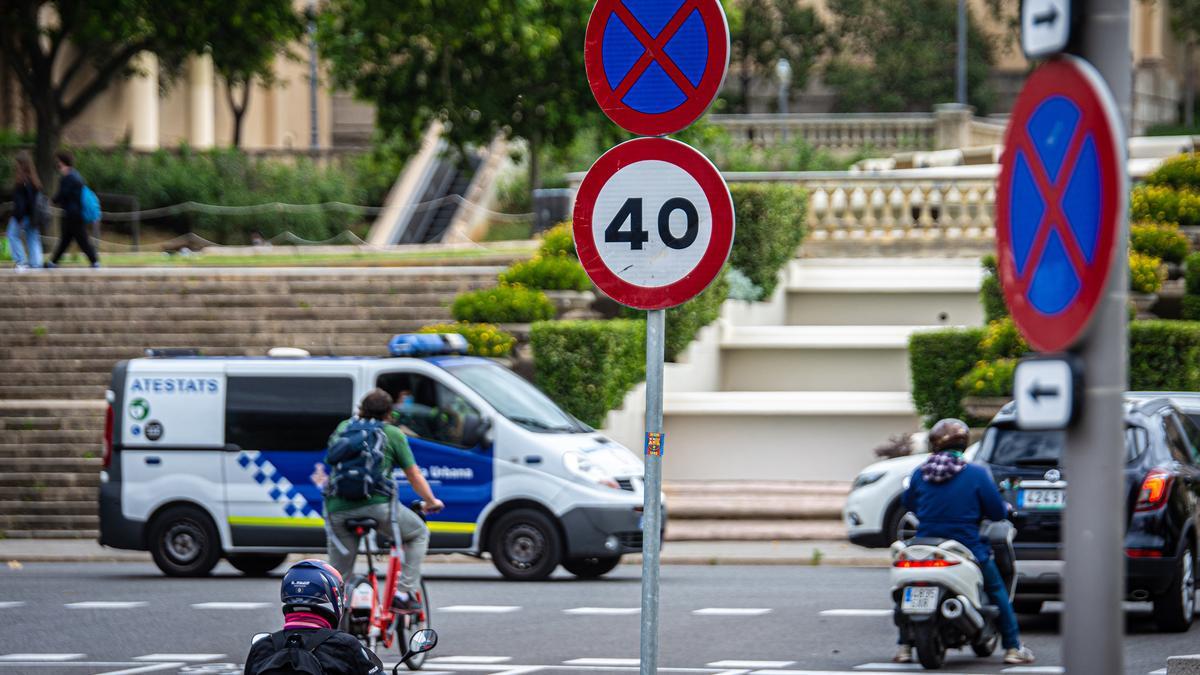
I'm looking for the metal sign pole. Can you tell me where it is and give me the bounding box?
[640,308,665,675]
[1065,2,1130,673]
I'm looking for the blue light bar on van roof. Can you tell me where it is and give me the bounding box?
[388,333,470,357]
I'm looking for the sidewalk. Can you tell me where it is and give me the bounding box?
[0,538,891,567]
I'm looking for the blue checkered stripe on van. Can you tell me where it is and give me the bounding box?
[236,451,320,518]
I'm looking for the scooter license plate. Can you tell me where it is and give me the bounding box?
[901,586,939,614]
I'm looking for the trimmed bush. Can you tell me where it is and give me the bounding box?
[450,284,556,324]
[539,222,575,258]
[419,322,516,358]
[1130,252,1166,294]
[621,268,729,362]
[978,318,1029,360]
[957,358,1017,398]
[980,255,1009,322]
[726,267,763,301]
[1131,185,1200,226]
[1188,253,1200,295]
[909,327,985,425]
[1131,222,1190,264]
[498,254,591,291]
[1130,321,1200,391]
[727,184,807,298]
[1145,153,1200,191]
[530,319,646,428]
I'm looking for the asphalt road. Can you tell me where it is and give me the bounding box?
[0,561,1191,675]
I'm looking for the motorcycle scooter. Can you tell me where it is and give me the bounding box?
[890,521,1016,670]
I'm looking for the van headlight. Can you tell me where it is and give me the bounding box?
[852,471,885,491]
[563,451,620,490]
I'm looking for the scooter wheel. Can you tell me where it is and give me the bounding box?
[914,626,945,669]
[971,633,998,657]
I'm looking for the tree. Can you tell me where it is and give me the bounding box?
[727,0,825,113]
[1167,0,1200,127]
[824,0,996,114]
[0,0,223,185]
[317,0,600,197]
[209,1,304,148]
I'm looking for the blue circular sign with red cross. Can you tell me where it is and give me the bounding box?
[996,55,1126,353]
[585,0,730,137]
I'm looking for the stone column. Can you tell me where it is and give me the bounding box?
[934,103,974,150]
[126,53,159,150]
[187,53,215,149]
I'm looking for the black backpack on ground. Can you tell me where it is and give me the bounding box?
[248,629,336,675]
[325,418,391,501]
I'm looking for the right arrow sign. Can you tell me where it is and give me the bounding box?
[1014,356,1080,430]
[1021,0,1072,60]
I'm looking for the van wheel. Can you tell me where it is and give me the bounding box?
[149,505,221,577]
[1154,547,1196,632]
[226,554,288,576]
[488,509,561,581]
[563,556,621,579]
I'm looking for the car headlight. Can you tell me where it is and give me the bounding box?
[851,471,886,491]
[563,451,619,489]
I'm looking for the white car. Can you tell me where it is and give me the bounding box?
[844,442,978,548]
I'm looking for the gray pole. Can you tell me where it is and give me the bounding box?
[1064,2,1130,674]
[640,309,665,675]
[956,0,967,106]
[308,0,319,150]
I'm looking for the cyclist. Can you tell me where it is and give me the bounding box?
[244,559,384,675]
[325,389,444,611]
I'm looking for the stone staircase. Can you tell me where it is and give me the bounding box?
[0,266,503,538]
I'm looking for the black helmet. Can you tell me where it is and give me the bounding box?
[929,418,970,453]
[280,559,344,625]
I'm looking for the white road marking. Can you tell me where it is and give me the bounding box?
[1149,670,1167,675]
[1002,668,1064,674]
[0,654,85,661]
[96,663,186,675]
[708,662,795,669]
[0,602,25,609]
[439,605,522,613]
[692,608,773,616]
[133,654,225,662]
[492,668,547,675]
[428,656,514,664]
[852,664,925,671]
[753,670,963,675]
[563,607,641,615]
[191,602,271,610]
[819,609,893,617]
[565,658,642,666]
[65,601,147,609]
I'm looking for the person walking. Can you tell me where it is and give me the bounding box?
[46,150,99,268]
[6,151,45,271]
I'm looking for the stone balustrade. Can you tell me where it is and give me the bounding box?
[709,113,937,154]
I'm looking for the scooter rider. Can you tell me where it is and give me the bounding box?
[894,418,1035,666]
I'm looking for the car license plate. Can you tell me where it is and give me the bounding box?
[1020,488,1066,510]
[901,586,939,613]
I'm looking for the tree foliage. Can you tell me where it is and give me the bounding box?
[824,0,997,114]
[727,0,826,113]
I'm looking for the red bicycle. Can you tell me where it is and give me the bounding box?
[341,501,432,671]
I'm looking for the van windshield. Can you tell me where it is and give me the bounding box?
[442,361,586,433]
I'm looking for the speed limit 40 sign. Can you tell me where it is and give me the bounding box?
[573,137,734,310]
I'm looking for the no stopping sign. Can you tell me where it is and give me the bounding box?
[573,137,734,310]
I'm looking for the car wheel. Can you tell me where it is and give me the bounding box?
[226,554,288,576]
[1153,547,1196,632]
[488,509,562,581]
[149,505,221,577]
[913,624,945,669]
[1013,599,1044,615]
[562,556,622,579]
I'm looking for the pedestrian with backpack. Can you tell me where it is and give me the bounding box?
[46,150,100,268]
[244,559,384,675]
[325,389,443,612]
[6,151,47,271]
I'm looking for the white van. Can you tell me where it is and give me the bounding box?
[98,334,649,581]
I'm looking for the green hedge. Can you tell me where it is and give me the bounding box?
[418,322,516,358]
[1131,185,1200,226]
[539,222,575,258]
[530,319,646,428]
[727,184,807,298]
[498,254,591,291]
[450,284,556,323]
[1130,321,1200,391]
[1131,222,1190,264]
[909,327,985,425]
[619,268,729,362]
[1145,153,1200,191]
[980,255,1009,322]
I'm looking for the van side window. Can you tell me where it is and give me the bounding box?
[378,373,484,449]
[226,376,353,451]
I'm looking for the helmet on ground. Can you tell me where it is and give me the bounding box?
[280,559,344,624]
[929,418,970,453]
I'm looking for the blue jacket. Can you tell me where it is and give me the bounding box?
[902,462,1008,563]
[52,169,84,224]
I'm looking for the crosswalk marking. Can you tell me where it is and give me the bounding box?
[428,656,514,664]
[707,661,795,668]
[565,658,641,666]
[0,602,24,609]
[1002,668,1064,674]
[1148,669,1167,675]
[852,664,924,671]
[692,608,772,616]
[96,663,187,675]
[0,654,85,661]
[563,607,640,615]
[65,601,147,610]
[819,609,893,617]
[439,605,522,614]
[191,602,271,610]
[134,654,225,662]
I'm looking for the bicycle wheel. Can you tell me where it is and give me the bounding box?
[401,580,431,670]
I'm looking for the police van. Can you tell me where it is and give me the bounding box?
[98,334,649,581]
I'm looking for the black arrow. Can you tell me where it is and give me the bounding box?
[1030,381,1060,402]
[1033,5,1059,26]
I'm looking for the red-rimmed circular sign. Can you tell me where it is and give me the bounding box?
[584,0,730,137]
[995,55,1126,352]
[573,137,734,310]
